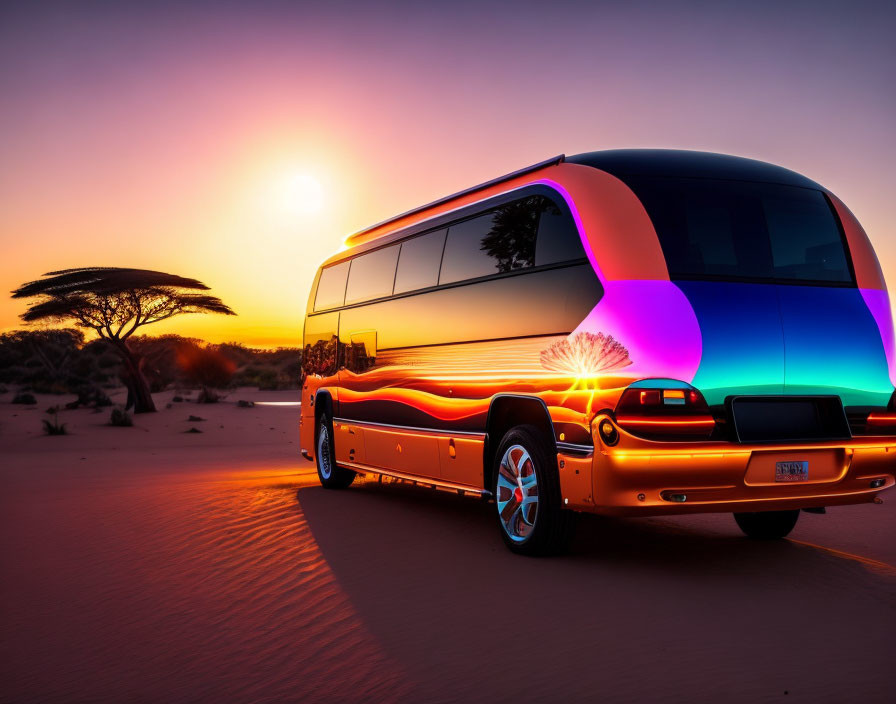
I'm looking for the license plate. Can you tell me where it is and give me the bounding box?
[775,460,809,482]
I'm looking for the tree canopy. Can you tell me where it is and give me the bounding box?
[12,267,235,340]
[11,267,236,412]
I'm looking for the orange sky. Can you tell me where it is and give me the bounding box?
[1,1,894,347]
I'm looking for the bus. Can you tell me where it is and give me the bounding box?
[299,149,896,555]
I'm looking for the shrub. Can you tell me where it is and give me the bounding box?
[66,386,112,410]
[12,392,37,405]
[197,387,221,404]
[109,408,133,427]
[178,346,235,389]
[42,412,67,435]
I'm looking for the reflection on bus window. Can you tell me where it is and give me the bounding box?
[344,245,400,305]
[394,229,446,294]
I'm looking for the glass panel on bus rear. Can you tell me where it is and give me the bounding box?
[313,260,350,311]
[627,177,853,284]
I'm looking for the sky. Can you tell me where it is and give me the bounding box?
[1,0,894,347]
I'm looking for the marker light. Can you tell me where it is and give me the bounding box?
[866,413,896,427]
[663,389,685,406]
[598,418,619,446]
[640,390,662,405]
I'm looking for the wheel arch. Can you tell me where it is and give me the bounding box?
[313,389,334,430]
[484,394,557,491]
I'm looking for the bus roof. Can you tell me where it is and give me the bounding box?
[343,149,823,250]
[567,149,822,190]
[344,155,565,247]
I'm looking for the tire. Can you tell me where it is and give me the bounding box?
[315,413,355,489]
[733,510,799,539]
[492,425,575,556]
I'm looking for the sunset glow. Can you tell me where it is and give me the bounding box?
[0,2,893,347]
[268,169,325,219]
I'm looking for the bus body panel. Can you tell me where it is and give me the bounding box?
[301,150,896,512]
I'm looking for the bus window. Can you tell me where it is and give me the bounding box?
[344,244,400,305]
[302,311,339,378]
[628,177,853,284]
[439,198,540,284]
[313,260,350,311]
[535,196,586,265]
[394,229,446,295]
[763,189,852,282]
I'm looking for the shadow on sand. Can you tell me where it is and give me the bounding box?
[297,478,896,702]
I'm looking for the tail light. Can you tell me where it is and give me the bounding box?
[615,384,715,439]
[862,389,896,434]
[865,412,896,433]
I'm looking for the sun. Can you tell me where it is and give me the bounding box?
[269,168,325,218]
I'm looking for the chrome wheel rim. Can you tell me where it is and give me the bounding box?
[317,424,332,480]
[496,443,539,542]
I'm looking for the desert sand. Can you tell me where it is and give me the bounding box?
[1,389,894,703]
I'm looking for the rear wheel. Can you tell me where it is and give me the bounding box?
[733,510,799,539]
[493,425,574,556]
[315,413,355,489]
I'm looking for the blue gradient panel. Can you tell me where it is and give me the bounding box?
[677,281,894,407]
[777,286,892,407]
[676,282,785,405]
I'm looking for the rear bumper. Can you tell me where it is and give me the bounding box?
[558,414,896,516]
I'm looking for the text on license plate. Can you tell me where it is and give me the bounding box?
[775,460,809,482]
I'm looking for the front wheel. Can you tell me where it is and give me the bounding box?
[315,414,355,489]
[493,425,574,556]
[733,510,799,539]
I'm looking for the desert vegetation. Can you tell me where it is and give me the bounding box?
[0,329,301,400]
[11,267,235,412]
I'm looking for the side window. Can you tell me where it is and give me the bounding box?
[302,311,339,378]
[344,244,400,305]
[313,261,349,311]
[439,198,539,285]
[394,229,446,294]
[534,195,586,265]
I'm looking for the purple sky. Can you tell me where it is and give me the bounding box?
[1,0,894,345]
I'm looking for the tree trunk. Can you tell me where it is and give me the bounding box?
[109,339,156,413]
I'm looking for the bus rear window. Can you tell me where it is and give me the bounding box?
[628,177,853,284]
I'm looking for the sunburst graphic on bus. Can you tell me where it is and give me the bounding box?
[540,331,632,414]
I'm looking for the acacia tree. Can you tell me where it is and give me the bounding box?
[12,267,235,413]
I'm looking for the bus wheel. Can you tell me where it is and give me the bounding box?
[733,510,799,539]
[493,425,574,556]
[315,413,355,489]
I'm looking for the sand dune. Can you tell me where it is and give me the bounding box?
[1,390,895,702]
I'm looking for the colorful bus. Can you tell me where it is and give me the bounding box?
[300,150,896,555]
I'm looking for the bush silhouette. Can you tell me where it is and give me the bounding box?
[42,412,67,435]
[109,408,133,427]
